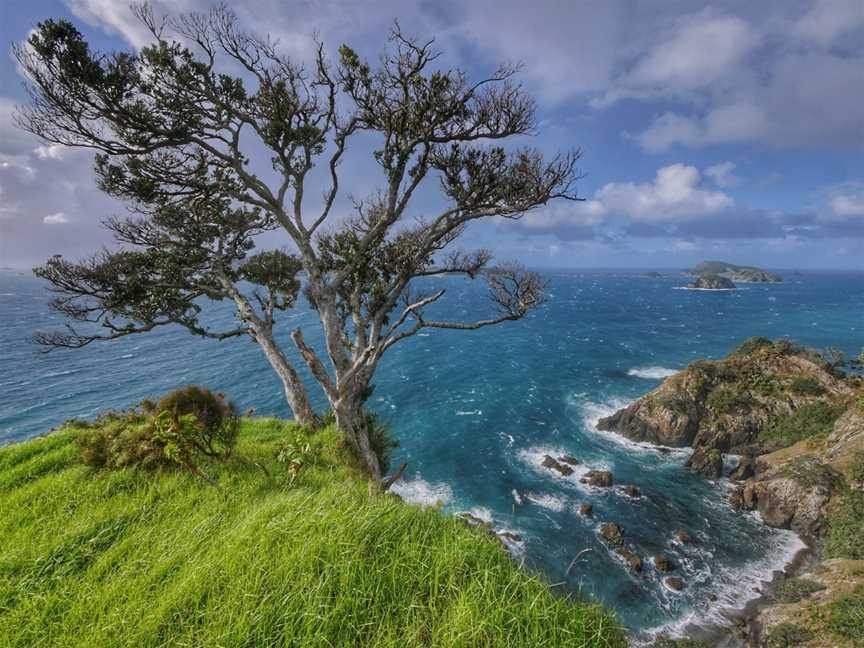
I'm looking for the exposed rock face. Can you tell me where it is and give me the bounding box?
[581,469,614,487]
[687,273,736,290]
[457,512,490,528]
[688,260,783,283]
[541,455,573,476]
[558,454,580,466]
[653,554,674,572]
[600,522,624,546]
[730,455,757,481]
[614,548,643,572]
[686,447,724,478]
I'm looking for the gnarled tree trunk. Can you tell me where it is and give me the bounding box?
[332,391,382,481]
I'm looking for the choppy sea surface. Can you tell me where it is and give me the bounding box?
[1,268,862,638]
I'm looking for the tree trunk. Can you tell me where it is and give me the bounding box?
[333,393,382,481]
[255,328,316,427]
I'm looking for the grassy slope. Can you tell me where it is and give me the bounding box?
[0,418,623,648]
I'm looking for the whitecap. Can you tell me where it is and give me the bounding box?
[42,369,80,378]
[627,366,679,380]
[120,353,135,359]
[511,489,524,505]
[456,410,482,416]
[468,507,493,524]
[524,492,567,512]
[390,478,453,508]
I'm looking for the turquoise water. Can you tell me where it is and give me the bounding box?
[1,268,862,637]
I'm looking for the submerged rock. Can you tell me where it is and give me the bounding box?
[664,576,685,591]
[653,554,674,572]
[541,454,574,476]
[579,502,593,516]
[614,548,643,572]
[686,447,724,478]
[621,484,641,498]
[674,530,692,545]
[600,522,624,546]
[581,469,614,487]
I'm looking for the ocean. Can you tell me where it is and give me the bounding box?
[1,268,862,638]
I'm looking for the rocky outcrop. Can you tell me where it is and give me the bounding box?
[597,338,854,454]
[686,447,723,478]
[730,455,757,481]
[581,469,614,487]
[600,522,624,546]
[653,554,674,572]
[664,577,685,591]
[579,502,593,516]
[620,484,641,498]
[614,548,643,572]
[687,260,783,283]
[687,273,736,290]
[541,454,573,476]
[558,454,580,466]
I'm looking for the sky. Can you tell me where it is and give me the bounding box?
[0,0,862,270]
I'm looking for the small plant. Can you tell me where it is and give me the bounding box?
[789,376,826,396]
[826,584,864,641]
[777,577,825,603]
[365,411,399,475]
[766,622,814,647]
[276,435,314,484]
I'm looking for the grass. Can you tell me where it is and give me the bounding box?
[766,622,814,647]
[826,490,864,560]
[0,418,623,648]
[776,577,826,604]
[826,584,864,641]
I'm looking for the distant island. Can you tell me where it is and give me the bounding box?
[687,273,736,290]
[687,260,783,283]
[639,271,663,278]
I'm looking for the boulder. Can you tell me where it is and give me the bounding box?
[653,554,674,572]
[541,455,574,476]
[600,522,624,546]
[581,469,614,487]
[665,576,685,591]
[686,447,724,478]
[621,484,641,498]
[674,530,692,545]
[730,455,757,481]
[457,512,490,527]
[497,531,522,543]
[614,548,643,572]
[558,454,580,466]
[579,502,593,516]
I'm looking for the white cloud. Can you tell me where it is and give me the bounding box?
[595,164,734,222]
[43,212,70,225]
[823,183,864,220]
[794,0,864,45]
[33,144,65,160]
[627,13,758,90]
[704,161,739,188]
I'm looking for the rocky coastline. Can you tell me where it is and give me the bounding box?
[686,261,783,284]
[598,337,864,646]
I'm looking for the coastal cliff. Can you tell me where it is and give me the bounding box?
[598,337,864,645]
[687,274,736,290]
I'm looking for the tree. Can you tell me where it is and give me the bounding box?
[15,5,583,481]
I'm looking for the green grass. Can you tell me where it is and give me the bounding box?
[776,577,826,603]
[826,490,864,560]
[0,419,623,648]
[826,584,864,642]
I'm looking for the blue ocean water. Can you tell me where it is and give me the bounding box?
[1,268,862,637]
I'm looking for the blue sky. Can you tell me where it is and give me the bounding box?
[0,0,862,269]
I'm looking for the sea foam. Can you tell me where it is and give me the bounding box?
[627,366,679,380]
[390,478,453,508]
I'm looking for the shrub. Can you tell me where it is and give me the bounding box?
[826,491,864,560]
[759,402,845,449]
[776,577,825,603]
[706,386,753,413]
[826,584,864,641]
[77,386,239,478]
[851,450,864,484]
[780,458,844,491]
[789,376,826,396]
[735,336,774,356]
[766,623,814,647]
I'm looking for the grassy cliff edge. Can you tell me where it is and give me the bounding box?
[0,418,623,648]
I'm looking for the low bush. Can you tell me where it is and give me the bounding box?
[367,411,399,474]
[759,402,845,449]
[826,584,864,642]
[734,336,774,356]
[706,386,753,413]
[851,450,864,484]
[766,623,814,647]
[776,577,825,603]
[789,376,826,396]
[77,386,239,479]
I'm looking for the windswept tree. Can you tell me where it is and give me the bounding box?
[16,5,583,481]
